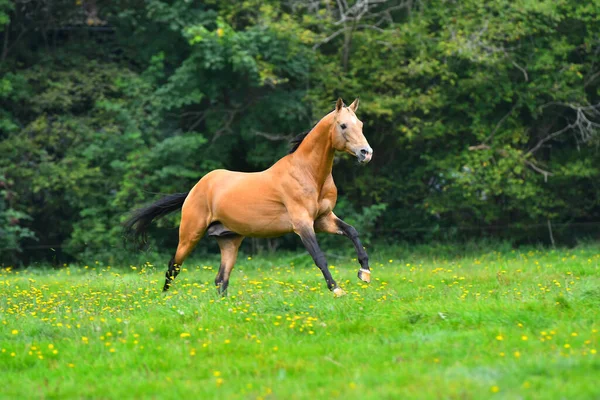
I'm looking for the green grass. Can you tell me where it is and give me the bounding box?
[2,245,600,399]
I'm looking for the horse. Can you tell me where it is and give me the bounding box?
[125,97,373,297]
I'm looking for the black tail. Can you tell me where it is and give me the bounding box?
[123,192,189,246]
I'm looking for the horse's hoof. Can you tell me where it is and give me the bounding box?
[357,268,371,283]
[215,285,228,297]
[333,287,346,297]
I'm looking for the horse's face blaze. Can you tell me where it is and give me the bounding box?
[332,98,372,164]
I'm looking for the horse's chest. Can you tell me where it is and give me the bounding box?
[316,188,336,217]
[285,174,337,218]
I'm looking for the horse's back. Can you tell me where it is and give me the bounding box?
[188,167,292,237]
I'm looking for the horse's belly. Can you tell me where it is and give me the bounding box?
[215,203,292,237]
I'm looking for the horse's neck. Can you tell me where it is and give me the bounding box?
[292,117,334,187]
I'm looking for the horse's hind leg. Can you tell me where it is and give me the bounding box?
[214,235,244,295]
[163,208,208,291]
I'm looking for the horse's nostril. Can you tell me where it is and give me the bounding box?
[360,149,368,155]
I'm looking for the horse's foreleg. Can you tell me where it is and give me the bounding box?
[315,212,371,283]
[294,222,344,296]
[163,210,208,292]
[214,235,244,295]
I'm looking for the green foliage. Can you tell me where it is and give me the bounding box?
[1,0,599,263]
[0,0,13,26]
[0,175,36,262]
[334,198,388,246]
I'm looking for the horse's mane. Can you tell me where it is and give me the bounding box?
[288,106,339,154]
[288,130,310,154]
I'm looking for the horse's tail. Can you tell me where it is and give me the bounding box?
[123,192,189,246]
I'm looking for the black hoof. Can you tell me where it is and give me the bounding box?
[215,283,228,297]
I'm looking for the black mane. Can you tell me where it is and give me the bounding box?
[288,130,310,154]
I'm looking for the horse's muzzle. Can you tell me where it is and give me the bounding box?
[356,147,373,164]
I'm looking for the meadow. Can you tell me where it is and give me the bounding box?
[1,245,599,399]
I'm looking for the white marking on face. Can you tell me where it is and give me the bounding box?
[351,116,357,124]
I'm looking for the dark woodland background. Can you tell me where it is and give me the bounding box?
[1,0,600,265]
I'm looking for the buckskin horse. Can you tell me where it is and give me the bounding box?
[125,98,373,297]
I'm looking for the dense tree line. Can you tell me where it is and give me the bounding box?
[1,0,599,264]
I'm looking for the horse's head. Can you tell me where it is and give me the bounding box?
[331,97,372,164]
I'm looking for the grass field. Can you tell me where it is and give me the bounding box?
[2,245,599,399]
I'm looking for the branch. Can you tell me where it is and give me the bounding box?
[482,101,520,145]
[511,60,528,82]
[313,27,347,49]
[335,0,346,23]
[211,110,237,143]
[208,101,255,143]
[189,111,209,131]
[332,0,409,25]
[528,102,600,155]
[313,24,385,49]
[540,101,600,113]
[1,23,9,63]
[526,123,574,156]
[2,26,27,63]
[468,144,490,151]
[309,0,411,51]
[469,145,553,180]
[252,130,291,141]
[367,1,413,21]
[523,159,553,181]
[584,70,600,89]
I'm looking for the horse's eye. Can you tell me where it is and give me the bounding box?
[340,123,347,130]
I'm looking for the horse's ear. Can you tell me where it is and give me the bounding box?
[349,97,360,112]
[335,97,344,112]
